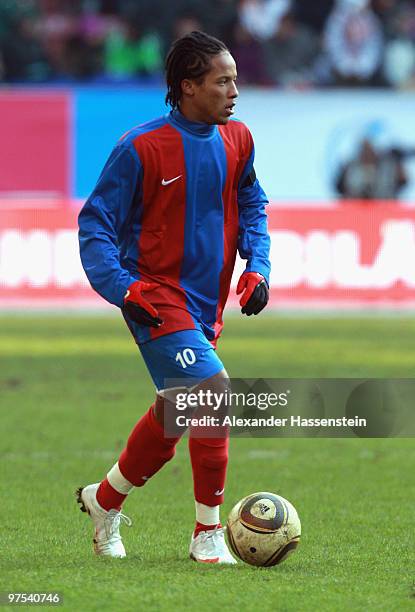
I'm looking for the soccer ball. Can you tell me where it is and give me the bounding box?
[226,492,301,567]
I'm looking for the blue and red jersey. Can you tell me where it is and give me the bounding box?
[78,109,270,344]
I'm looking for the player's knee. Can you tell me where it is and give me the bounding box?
[191,369,231,415]
[207,369,231,397]
[153,388,190,427]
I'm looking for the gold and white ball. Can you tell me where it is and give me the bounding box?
[226,492,301,567]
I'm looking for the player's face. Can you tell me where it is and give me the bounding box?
[184,52,238,125]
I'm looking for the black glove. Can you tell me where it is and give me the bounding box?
[122,280,163,328]
[236,272,269,316]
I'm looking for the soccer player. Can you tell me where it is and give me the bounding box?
[77,31,270,563]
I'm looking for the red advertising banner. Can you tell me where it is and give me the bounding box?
[0,93,69,197]
[1,202,415,309]
[0,203,93,308]
[265,204,415,309]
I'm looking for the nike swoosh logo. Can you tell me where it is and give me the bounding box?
[214,488,225,496]
[161,175,182,186]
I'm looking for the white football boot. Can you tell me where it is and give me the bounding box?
[189,527,237,564]
[76,483,132,558]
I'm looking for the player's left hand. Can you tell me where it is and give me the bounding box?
[236,272,269,316]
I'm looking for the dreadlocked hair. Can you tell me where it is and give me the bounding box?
[165,31,229,109]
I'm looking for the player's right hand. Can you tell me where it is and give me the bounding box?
[122,280,163,328]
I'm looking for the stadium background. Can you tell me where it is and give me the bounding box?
[2,0,415,309]
[1,1,415,610]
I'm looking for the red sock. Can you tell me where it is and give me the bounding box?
[96,406,180,512]
[194,521,222,537]
[96,478,125,512]
[118,405,180,486]
[189,436,229,506]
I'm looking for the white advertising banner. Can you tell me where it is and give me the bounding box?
[2,201,415,310]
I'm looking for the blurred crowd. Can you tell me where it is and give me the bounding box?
[1,0,415,88]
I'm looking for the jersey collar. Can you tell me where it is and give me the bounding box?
[168,109,217,137]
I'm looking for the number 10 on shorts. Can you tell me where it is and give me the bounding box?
[175,349,196,368]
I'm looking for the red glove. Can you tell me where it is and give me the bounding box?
[236,272,269,316]
[123,280,163,328]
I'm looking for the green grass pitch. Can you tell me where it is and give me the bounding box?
[1,314,414,611]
